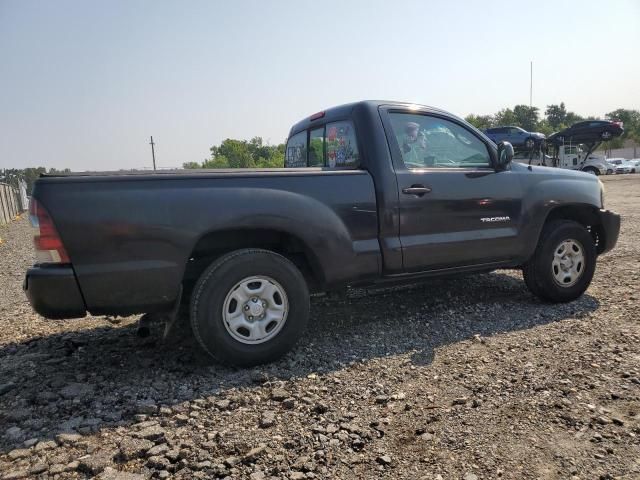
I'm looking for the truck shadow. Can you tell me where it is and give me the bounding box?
[0,271,599,453]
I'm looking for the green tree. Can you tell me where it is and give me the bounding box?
[182,161,201,169]
[564,111,584,126]
[188,136,286,169]
[494,108,518,126]
[512,105,539,131]
[545,103,568,129]
[1,167,47,194]
[603,108,640,149]
[535,119,554,136]
[464,114,494,130]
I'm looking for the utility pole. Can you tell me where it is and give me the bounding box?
[149,136,157,171]
[530,61,533,108]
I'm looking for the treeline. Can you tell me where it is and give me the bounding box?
[465,103,640,149]
[183,137,285,169]
[1,167,70,194]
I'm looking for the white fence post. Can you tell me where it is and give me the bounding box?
[0,182,25,226]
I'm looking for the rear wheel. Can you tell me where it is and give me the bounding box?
[523,220,596,302]
[583,167,599,176]
[190,249,310,366]
[601,131,612,140]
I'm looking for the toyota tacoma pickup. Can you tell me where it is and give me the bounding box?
[25,101,620,366]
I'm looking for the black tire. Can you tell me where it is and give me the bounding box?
[524,137,536,149]
[523,220,596,303]
[190,249,310,366]
[601,131,612,140]
[583,167,599,176]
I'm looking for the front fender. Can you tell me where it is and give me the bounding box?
[517,168,602,260]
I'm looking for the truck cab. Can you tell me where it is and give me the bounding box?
[515,144,611,175]
[557,145,609,174]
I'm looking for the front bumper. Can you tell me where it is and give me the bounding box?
[24,265,87,319]
[598,209,621,255]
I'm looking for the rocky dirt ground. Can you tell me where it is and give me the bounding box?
[1,175,639,480]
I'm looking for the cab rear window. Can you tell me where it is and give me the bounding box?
[285,131,307,168]
[285,121,360,168]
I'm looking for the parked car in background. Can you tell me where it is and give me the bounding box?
[608,158,627,171]
[605,162,616,175]
[615,161,636,174]
[548,120,624,145]
[484,126,545,149]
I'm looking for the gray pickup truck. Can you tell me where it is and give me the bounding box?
[25,101,620,365]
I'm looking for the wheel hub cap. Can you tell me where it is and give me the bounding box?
[247,298,265,317]
[551,239,585,288]
[222,276,288,344]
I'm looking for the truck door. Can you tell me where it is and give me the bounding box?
[560,146,580,169]
[380,108,524,272]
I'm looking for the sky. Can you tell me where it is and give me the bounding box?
[1,0,639,171]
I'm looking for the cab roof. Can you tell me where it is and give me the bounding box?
[287,100,461,137]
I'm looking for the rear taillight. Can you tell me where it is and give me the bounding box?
[29,198,70,264]
[612,121,623,128]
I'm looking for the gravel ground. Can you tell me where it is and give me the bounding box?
[1,175,639,480]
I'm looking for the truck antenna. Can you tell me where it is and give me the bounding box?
[149,136,157,171]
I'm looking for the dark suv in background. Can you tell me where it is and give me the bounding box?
[484,126,546,149]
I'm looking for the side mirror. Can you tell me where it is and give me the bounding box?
[496,141,514,170]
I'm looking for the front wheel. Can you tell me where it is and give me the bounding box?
[190,249,310,366]
[523,220,596,302]
[583,167,599,176]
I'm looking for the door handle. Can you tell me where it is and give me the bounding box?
[402,185,432,196]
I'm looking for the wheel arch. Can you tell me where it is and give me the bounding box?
[182,227,325,296]
[540,204,606,254]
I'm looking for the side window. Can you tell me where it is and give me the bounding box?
[326,121,359,168]
[308,128,325,167]
[285,131,307,168]
[389,113,491,169]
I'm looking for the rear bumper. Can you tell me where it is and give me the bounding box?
[598,209,621,255]
[24,265,87,319]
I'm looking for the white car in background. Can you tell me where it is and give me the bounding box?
[607,158,629,174]
[615,161,635,174]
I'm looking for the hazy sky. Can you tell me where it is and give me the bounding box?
[1,0,639,170]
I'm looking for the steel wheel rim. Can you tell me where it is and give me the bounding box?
[222,275,288,344]
[551,239,585,288]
